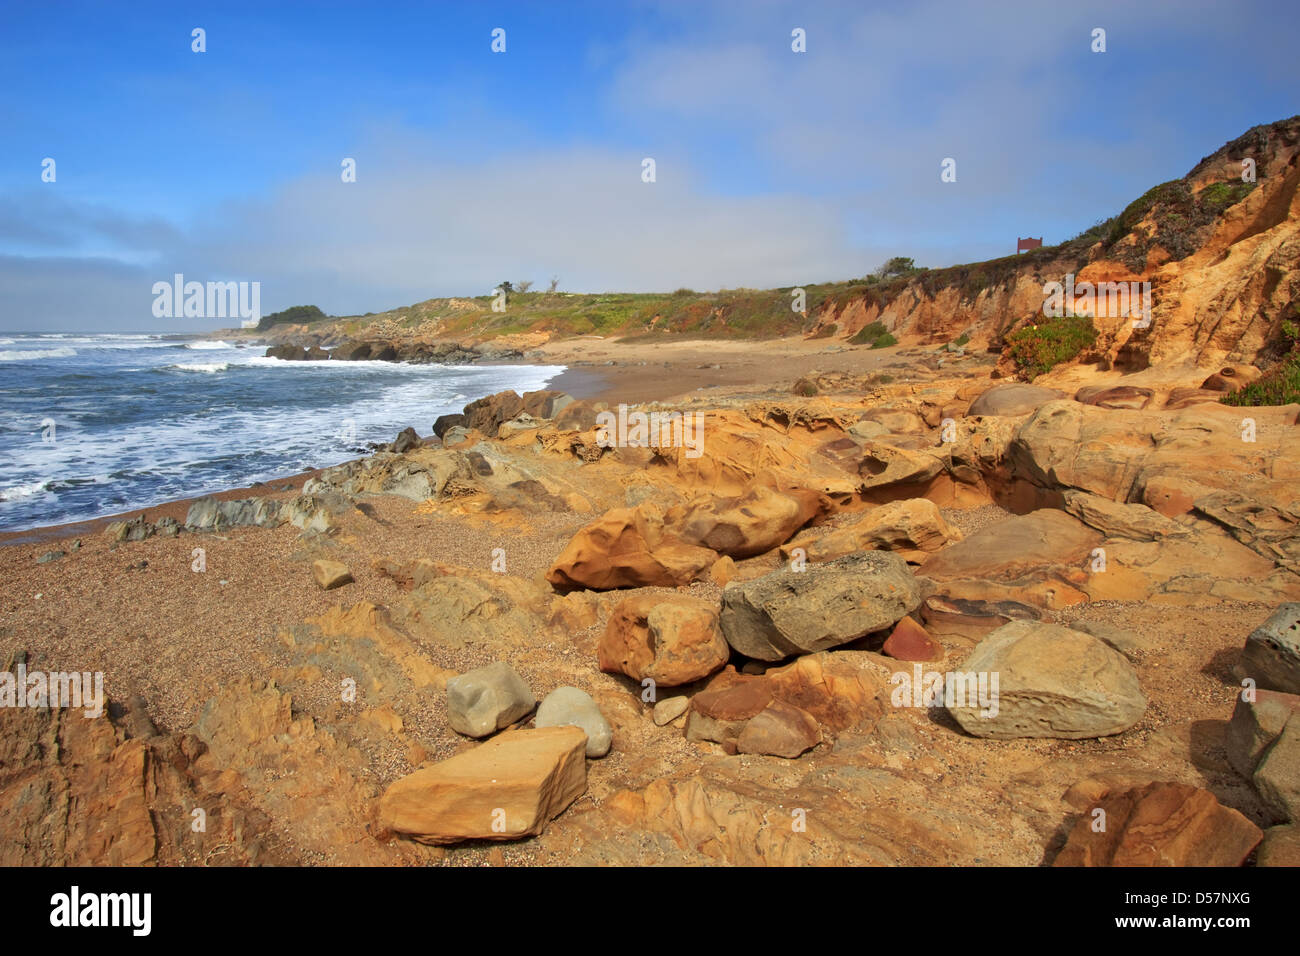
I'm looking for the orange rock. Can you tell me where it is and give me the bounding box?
[883,615,943,661]
[377,726,588,845]
[546,503,716,590]
[599,594,729,686]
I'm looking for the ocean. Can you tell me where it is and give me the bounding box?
[0,332,565,533]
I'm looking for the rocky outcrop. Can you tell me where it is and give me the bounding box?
[598,594,728,686]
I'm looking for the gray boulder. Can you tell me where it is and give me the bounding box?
[719,551,921,661]
[535,686,612,758]
[445,662,535,738]
[185,496,283,531]
[1236,603,1300,694]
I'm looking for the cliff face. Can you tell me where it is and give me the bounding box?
[813,117,1300,373]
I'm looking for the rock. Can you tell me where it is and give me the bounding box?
[185,497,283,531]
[497,414,544,439]
[1257,825,1300,866]
[377,726,587,844]
[686,674,773,744]
[668,486,824,560]
[967,383,1066,417]
[848,419,888,440]
[599,594,728,686]
[1164,386,1224,409]
[520,390,574,419]
[552,399,607,432]
[312,559,353,590]
[1254,717,1300,822]
[462,390,524,438]
[1140,474,1216,517]
[857,443,946,490]
[280,493,350,534]
[919,595,1044,642]
[265,344,306,361]
[792,377,819,397]
[948,621,1146,739]
[304,345,330,361]
[1073,385,1153,410]
[432,413,467,438]
[546,503,717,591]
[1201,365,1260,392]
[1225,689,1300,778]
[1236,603,1300,694]
[783,498,958,563]
[442,425,472,446]
[445,662,535,738]
[330,340,372,361]
[882,615,943,661]
[1061,490,1189,542]
[35,550,65,564]
[105,516,153,542]
[720,551,921,661]
[1053,782,1262,866]
[735,701,821,758]
[1070,620,1146,661]
[652,697,690,726]
[535,687,612,758]
[920,508,1100,587]
[390,427,420,453]
[154,516,181,537]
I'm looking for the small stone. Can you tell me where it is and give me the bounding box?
[882,615,942,661]
[652,696,690,726]
[735,700,821,758]
[446,662,535,739]
[35,550,65,564]
[312,559,353,590]
[535,686,612,758]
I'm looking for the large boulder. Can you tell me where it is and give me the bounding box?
[1053,782,1262,867]
[546,503,716,591]
[598,594,728,686]
[1235,603,1300,694]
[782,498,958,563]
[185,496,284,531]
[947,621,1146,739]
[1254,717,1300,822]
[668,486,824,559]
[377,726,587,844]
[520,390,575,420]
[967,383,1066,417]
[719,551,921,661]
[432,413,467,438]
[265,344,306,361]
[920,509,1100,584]
[445,662,535,738]
[463,390,525,438]
[1225,689,1300,778]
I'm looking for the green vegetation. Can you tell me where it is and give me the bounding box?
[257,304,327,331]
[1222,317,1300,407]
[1004,315,1097,380]
[871,332,898,349]
[850,321,890,346]
[953,332,971,347]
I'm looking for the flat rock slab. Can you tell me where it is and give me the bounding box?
[1054,782,1262,867]
[377,726,588,844]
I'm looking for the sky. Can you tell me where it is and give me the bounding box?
[0,0,1297,332]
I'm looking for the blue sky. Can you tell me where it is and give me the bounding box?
[1,0,1297,331]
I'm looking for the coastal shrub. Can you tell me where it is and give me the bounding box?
[851,321,889,346]
[1004,315,1097,380]
[257,304,326,330]
[792,377,819,396]
[953,332,971,347]
[870,332,898,349]
[1220,355,1300,406]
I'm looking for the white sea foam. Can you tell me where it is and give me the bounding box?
[0,480,47,502]
[0,347,76,361]
[184,340,231,350]
[172,362,229,373]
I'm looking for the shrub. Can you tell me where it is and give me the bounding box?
[792,377,819,396]
[257,304,326,331]
[1004,315,1097,379]
[953,332,971,347]
[871,332,898,349]
[850,321,889,345]
[1220,356,1300,406]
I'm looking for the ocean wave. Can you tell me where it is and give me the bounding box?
[184,340,231,350]
[170,362,229,373]
[0,347,77,361]
[0,480,47,502]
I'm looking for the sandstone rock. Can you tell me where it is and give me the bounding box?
[330,340,371,361]
[185,496,283,531]
[685,674,773,744]
[1254,717,1300,822]
[535,686,612,758]
[1140,474,1216,517]
[1061,490,1189,542]
[432,413,466,438]
[546,503,717,591]
[735,701,821,758]
[265,344,306,361]
[462,390,524,438]
[497,414,544,439]
[857,443,945,490]
[280,492,351,534]
[105,516,153,542]
[445,662,535,738]
[1073,385,1153,410]
[1236,603,1300,694]
[599,594,728,686]
[1225,689,1300,778]
[783,498,958,563]
[442,425,472,446]
[949,621,1146,739]
[719,551,921,661]
[882,615,943,661]
[390,426,420,453]
[1164,387,1224,409]
[1070,620,1146,661]
[652,697,690,726]
[1257,825,1300,866]
[668,486,824,559]
[919,595,1044,642]
[1053,782,1262,867]
[920,509,1100,585]
[520,389,574,419]
[377,726,587,844]
[311,559,353,590]
[967,383,1066,417]
[848,419,888,440]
